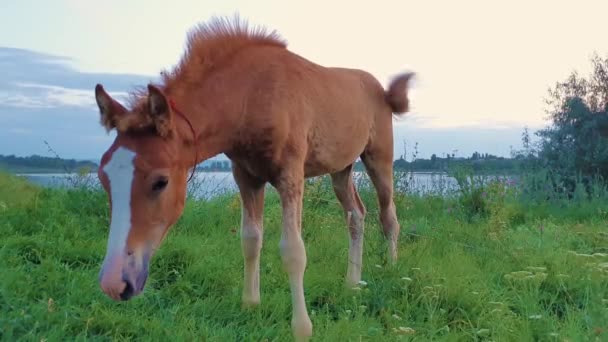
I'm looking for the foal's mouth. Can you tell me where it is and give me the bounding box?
[119,271,148,301]
[99,251,151,301]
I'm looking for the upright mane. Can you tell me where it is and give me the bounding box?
[127,16,287,110]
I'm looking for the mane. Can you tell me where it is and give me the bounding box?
[127,16,287,110]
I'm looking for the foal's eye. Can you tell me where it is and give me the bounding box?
[152,177,169,192]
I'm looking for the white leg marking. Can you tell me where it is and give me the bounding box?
[280,230,312,340]
[346,210,364,286]
[103,146,136,261]
[241,205,262,306]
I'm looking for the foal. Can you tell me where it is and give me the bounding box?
[94,17,413,340]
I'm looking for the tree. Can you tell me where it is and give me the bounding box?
[536,53,608,189]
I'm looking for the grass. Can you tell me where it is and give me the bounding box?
[1,171,608,341]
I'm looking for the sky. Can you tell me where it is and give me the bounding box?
[1,0,607,160]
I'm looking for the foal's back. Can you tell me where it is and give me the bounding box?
[230,45,398,178]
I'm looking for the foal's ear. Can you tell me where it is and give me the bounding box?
[147,84,174,137]
[95,84,127,132]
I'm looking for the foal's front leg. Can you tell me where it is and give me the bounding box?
[276,174,313,340]
[233,164,265,307]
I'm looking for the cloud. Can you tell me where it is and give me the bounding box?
[8,127,32,135]
[0,46,532,160]
[0,47,154,91]
[399,115,541,130]
[2,83,129,109]
[0,91,50,109]
[0,47,152,159]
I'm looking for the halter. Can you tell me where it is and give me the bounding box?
[168,98,198,183]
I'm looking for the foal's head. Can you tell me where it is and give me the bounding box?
[94,84,194,301]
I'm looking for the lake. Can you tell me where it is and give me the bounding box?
[19,171,508,199]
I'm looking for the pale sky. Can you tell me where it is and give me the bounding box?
[1,0,607,159]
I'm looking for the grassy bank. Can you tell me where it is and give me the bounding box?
[1,171,608,341]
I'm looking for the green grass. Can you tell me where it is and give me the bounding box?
[1,171,608,341]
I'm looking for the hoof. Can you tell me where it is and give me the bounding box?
[345,276,361,289]
[388,244,398,264]
[241,295,260,309]
[292,315,313,342]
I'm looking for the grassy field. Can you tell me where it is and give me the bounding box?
[1,171,608,341]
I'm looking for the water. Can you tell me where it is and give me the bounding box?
[20,172,238,199]
[19,171,508,199]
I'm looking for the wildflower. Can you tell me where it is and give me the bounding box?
[526,266,547,272]
[477,329,490,336]
[392,327,415,335]
[47,298,54,312]
[506,271,533,279]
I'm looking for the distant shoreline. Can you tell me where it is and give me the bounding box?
[8,169,234,175]
[9,169,458,176]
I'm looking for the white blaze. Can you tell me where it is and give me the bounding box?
[102,146,136,261]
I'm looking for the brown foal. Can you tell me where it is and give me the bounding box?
[94,16,413,340]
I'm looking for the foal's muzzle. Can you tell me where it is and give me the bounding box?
[99,250,150,301]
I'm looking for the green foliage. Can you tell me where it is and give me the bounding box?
[353,153,522,174]
[2,174,608,341]
[0,154,97,174]
[0,171,40,211]
[535,54,608,191]
[196,160,232,172]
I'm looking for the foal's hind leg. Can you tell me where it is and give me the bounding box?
[361,148,400,263]
[331,165,366,286]
[232,163,266,307]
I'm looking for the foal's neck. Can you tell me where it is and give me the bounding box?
[168,84,241,165]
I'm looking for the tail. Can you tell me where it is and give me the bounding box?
[385,72,415,115]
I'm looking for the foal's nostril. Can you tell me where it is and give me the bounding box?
[119,280,135,301]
